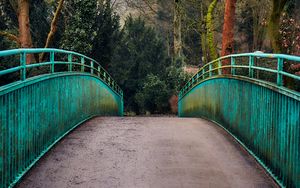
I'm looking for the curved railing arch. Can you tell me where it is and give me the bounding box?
[0,49,123,187]
[178,53,300,188]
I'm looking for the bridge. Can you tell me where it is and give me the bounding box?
[0,49,299,188]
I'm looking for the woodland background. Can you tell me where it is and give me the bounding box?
[0,0,300,114]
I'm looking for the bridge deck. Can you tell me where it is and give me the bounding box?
[17,117,277,188]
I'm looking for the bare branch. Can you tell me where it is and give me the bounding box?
[0,31,20,45]
[141,0,158,14]
[39,0,64,62]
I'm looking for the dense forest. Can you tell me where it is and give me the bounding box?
[0,0,300,114]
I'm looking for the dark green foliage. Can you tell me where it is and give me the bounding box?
[30,0,51,48]
[109,17,188,114]
[90,0,121,69]
[135,74,169,113]
[0,2,189,114]
[60,0,97,55]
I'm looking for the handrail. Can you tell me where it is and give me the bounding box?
[179,52,300,100]
[0,48,123,97]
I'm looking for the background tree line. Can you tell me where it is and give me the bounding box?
[1,0,300,114]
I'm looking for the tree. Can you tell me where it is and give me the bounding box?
[90,0,121,69]
[200,2,208,64]
[135,74,169,113]
[0,0,64,63]
[221,0,236,74]
[60,0,97,55]
[109,16,187,113]
[39,0,64,62]
[16,0,33,49]
[268,0,289,53]
[206,0,218,61]
[174,0,183,59]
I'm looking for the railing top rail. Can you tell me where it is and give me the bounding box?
[179,52,300,100]
[0,48,123,97]
[0,48,101,67]
[220,52,300,61]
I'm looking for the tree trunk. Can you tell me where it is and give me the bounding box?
[17,0,33,63]
[174,0,183,59]
[267,0,296,88]
[221,0,236,74]
[206,0,218,62]
[200,2,208,65]
[268,0,288,53]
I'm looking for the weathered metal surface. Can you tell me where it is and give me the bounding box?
[0,49,123,188]
[178,52,300,188]
[178,77,300,187]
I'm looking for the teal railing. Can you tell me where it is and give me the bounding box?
[178,53,300,187]
[179,53,300,99]
[0,48,123,96]
[0,48,123,187]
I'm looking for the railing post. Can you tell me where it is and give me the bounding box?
[97,66,100,77]
[20,52,26,81]
[209,63,212,77]
[202,69,205,79]
[68,54,72,72]
[277,58,283,86]
[91,61,94,74]
[50,51,55,73]
[249,56,254,78]
[231,57,235,75]
[103,71,106,81]
[81,57,85,72]
[218,60,222,75]
[108,76,111,86]
[112,81,115,90]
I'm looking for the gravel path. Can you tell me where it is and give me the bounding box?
[17,117,277,188]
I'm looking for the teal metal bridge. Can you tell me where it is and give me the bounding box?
[0,49,299,188]
[0,49,123,187]
[178,53,300,188]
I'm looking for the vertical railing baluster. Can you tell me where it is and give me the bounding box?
[249,56,254,78]
[202,69,205,79]
[81,57,85,72]
[68,54,72,72]
[91,61,94,75]
[277,58,283,86]
[50,51,55,73]
[103,71,106,81]
[209,63,212,77]
[97,66,100,77]
[20,52,26,81]
[231,57,235,75]
[108,76,111,86]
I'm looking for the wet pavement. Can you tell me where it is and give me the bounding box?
[17,117,277,188]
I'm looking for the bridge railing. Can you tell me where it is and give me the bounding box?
[179,53,300,99]
[178,53,300,187]
[0,48,123,188]
[0,48,123,97]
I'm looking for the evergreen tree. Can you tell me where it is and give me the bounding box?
[60,0,97,55]
[91,0,121,68]
[109,16,188,114]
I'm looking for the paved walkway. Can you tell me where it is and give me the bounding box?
[17,117,277,188]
